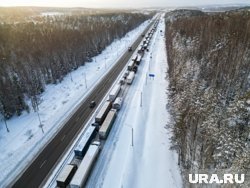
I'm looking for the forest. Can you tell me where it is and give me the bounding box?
[0,10,152,119]
[166,8,250,187]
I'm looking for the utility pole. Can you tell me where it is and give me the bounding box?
[3,118,9,132]
[36,103,44,134]
[69,71,73,82]
[149,52,152,71]
[32,96,43,134]
[126,123,134,147]
[39,123,44,134]
[37,110,42,127]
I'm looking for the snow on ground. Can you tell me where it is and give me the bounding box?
[86,14,182,188]
[0,20,150,187]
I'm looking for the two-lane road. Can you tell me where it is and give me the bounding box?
[11,20,155,188]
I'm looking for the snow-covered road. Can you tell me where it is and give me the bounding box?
[86,14,182,188]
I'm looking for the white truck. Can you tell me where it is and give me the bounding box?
[108,84,121,102]
[70,142,101,188]
[126,71,135,85]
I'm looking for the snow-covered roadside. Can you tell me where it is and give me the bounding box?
[0,20,150,186]
[87,14,182,188]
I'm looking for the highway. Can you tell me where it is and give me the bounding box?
[11,19,155,188]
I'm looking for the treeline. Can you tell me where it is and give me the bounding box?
[166,9,250,185]
[0,7,130,23]
[167,10,250,96]
[0,12,152,118]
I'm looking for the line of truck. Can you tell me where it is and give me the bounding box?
[55,18,159,188]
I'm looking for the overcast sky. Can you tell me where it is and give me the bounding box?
[1,0,250,8]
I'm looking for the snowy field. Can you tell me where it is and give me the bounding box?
[0,20,150,187]
[86,14,182,188]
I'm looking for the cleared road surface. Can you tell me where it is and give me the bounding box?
[11,19,155,188]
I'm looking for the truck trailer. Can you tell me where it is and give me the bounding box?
[56,164,77,188]
[108,84,121,102]
[70,142,101,188]
[126,71,135,85]
[95,101,112,124]
[99,109,117,139]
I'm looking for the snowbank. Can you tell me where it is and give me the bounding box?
[0,19,150,186]
[86,13,182,188]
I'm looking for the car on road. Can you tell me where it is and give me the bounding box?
[128,47,133,52]
[119,78,125,85]
[89,101,96,108]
